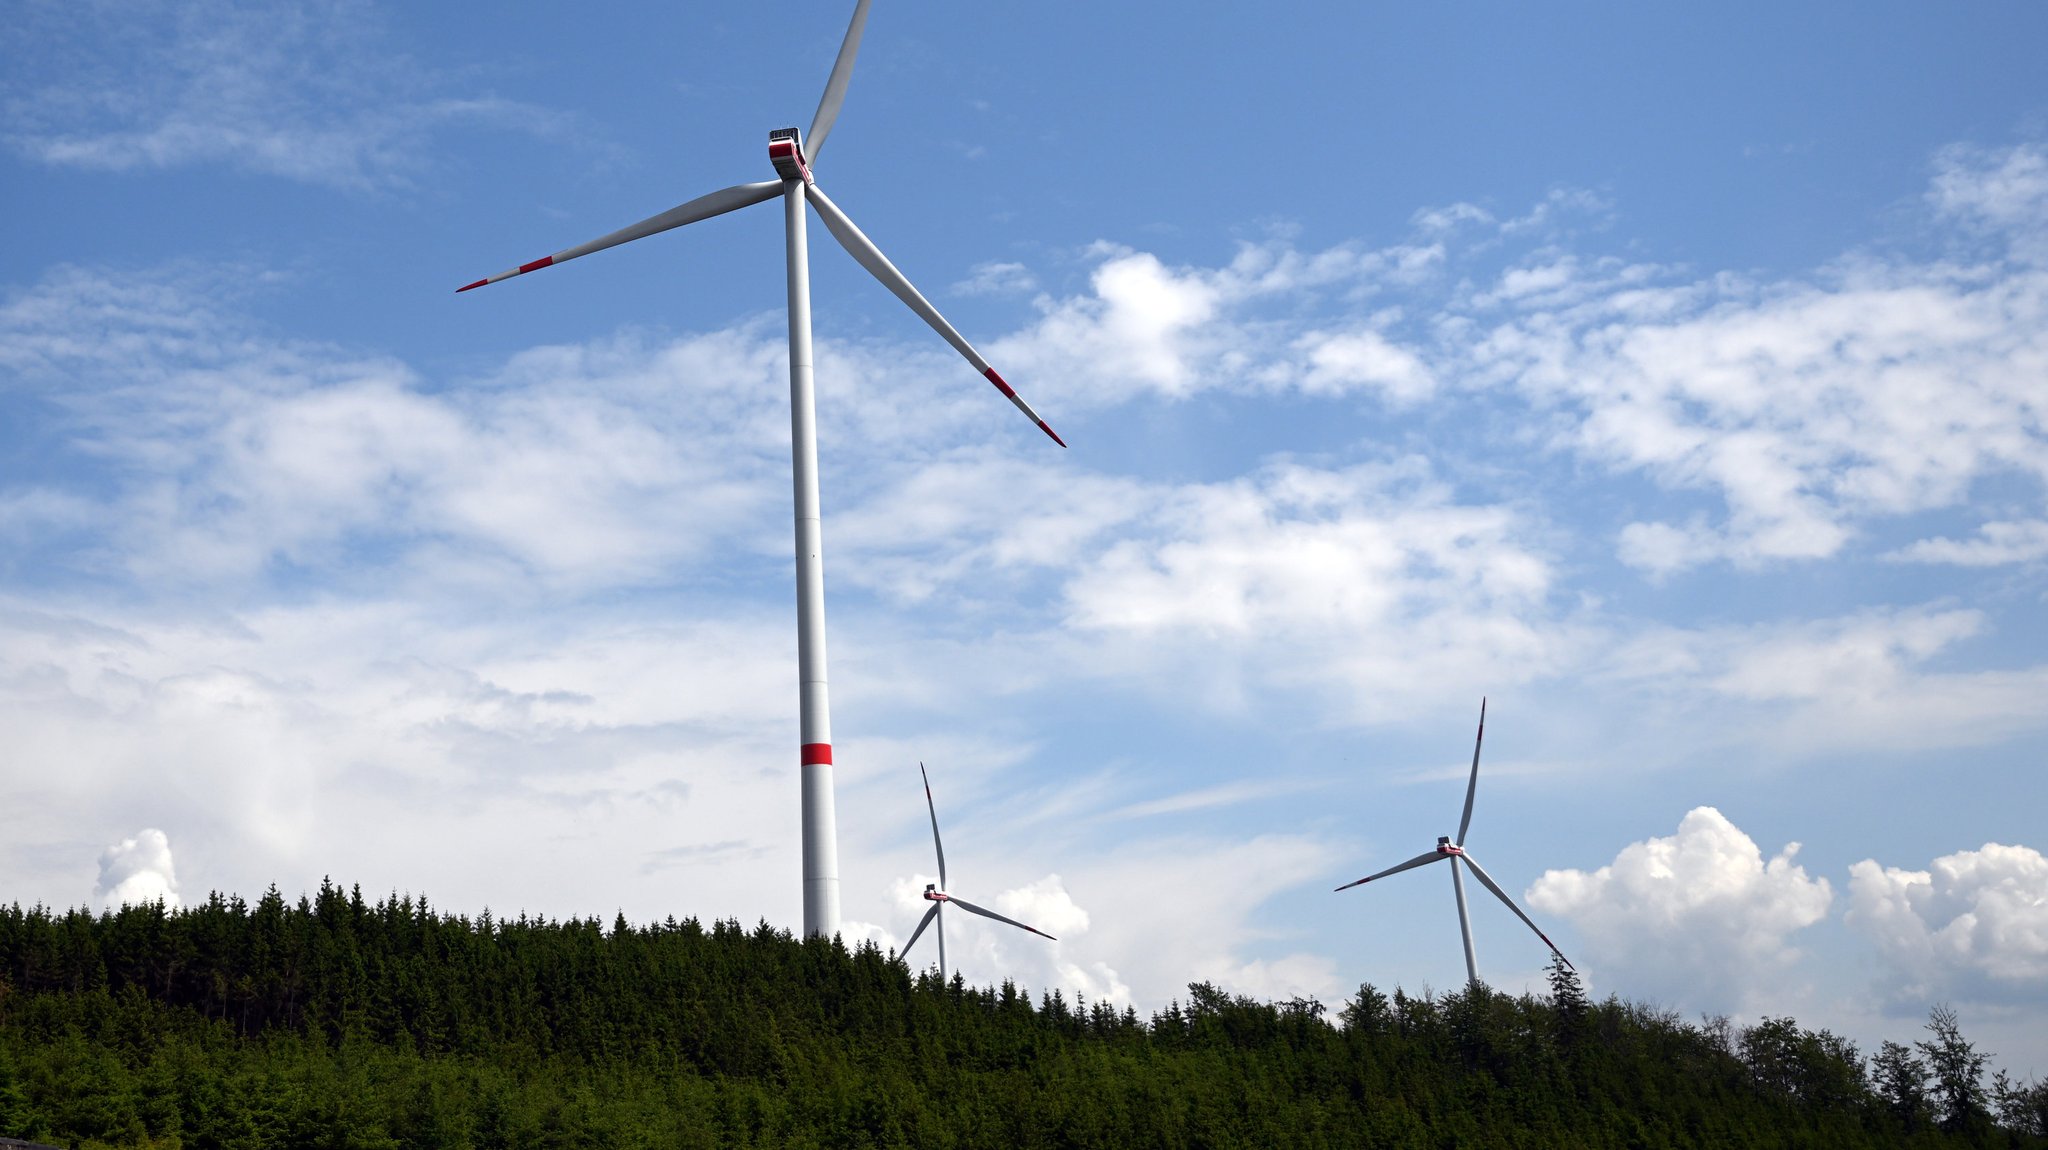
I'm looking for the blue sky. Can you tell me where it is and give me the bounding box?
[5,0,2047,1073]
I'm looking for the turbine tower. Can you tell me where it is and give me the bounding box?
[1335,700,1572,986]
[903,762,1056,981]
[458,1,1064,939]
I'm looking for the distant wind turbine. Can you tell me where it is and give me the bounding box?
[1335,700,1573,986]
[458,1,1065,939]
[903,763,1056,981]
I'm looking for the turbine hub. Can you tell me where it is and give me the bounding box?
[769,127,814,185]
[923,883,945,902]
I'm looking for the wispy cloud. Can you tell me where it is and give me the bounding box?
[1887,520,2048,567]
[1109,779,1315,820]
[1,0,580,190]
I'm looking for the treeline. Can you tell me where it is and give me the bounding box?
[0,883,2043,1148]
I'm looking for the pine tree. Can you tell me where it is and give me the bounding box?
[1546,956,1588,1024]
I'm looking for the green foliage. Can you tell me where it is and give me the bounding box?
[1917,1003,1992,1138]
[0,886,2039,1148]
[1995,1069,2048,1138]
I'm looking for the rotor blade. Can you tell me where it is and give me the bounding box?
[946,895,1056,940]
[806,0,872,162]
[1334,849,1447,892]
[1456,697,1486,846]
[804,182,1067,447]
[1458,852,1574,970]
[920,762,947,891]
[901,903,940,959]
[456,180,781,292]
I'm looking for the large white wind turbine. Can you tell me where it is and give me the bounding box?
[1335,700,1573,986]
[902,763,1056,981]
[458,2,1064,939]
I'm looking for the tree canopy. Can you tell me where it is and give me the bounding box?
[1,884,2041,1148]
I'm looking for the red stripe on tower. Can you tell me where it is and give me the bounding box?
[801,743,833,766]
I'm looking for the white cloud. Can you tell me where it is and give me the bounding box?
[994,874,1089,935]
[1888,520,2048,567]
[831,447,1584,722]
[1931,142,2048,261]
[1109,779,1312,820]
[951,260,1038,297]
[1064,834,1341,1008]
[1298,327,1437,402]
[1847,842,2048,1006]
[971,145,2048,581]
[1057,458,1574,718]
[872,831,1338,1012]
[0,591,820,925]
[995,239,1442,406]
[1528,807,1833,1011]
[1471,145,2048,573]
[0,0,575,189]
[1,266,791,591]
[1615,519,1719,578]
[1600,608,2048,756]
[96,828,181,910]
[884,871,1131,1007]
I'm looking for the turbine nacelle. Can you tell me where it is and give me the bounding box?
[1335,700,1575,979]
[902,762,1057,981]
[458,0,1062,939]
[768,127,815,185]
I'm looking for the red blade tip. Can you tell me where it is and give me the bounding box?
[1039,421,1067,448]
[456,278,489,293]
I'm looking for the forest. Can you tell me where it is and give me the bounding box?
[2,882,2045,1148]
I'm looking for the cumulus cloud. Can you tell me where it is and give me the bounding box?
[1528,807,1833,1010]
[96,828,181,909]
[1847,842,2048,1007]
[0,0,575,189]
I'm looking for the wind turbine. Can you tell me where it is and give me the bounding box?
[1335,700,1572,987]
[457,2,1065,940]
[902,762,1056,980]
